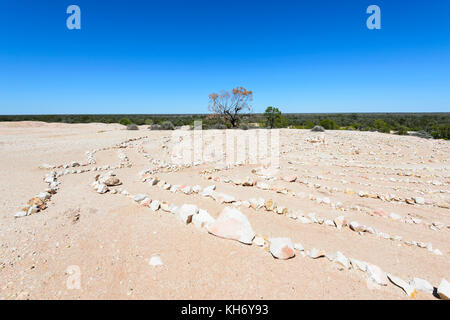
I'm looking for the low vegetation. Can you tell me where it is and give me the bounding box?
[1,112,448,139]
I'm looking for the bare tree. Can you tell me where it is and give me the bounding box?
[208,87,253,128]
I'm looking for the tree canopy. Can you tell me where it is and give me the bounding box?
[208,87,253,127]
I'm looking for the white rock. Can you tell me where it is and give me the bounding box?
[333,251,350,269]
[333,216,345,230]
[14,211,27,218]
[256,198,265,209]
[27,206,38,215]
[389,213,401,221]
[160,202,171,212]
[349,221,360,231]
[410,277,434,294]
[269,237,295,260]
[294,242,304,251]
[177,204,198,224]
[37,192,51,201]
[192,209,215,229]
[180,186,192,194]
[207,207,255,244]
[308,248,325,259]
[97,184,109,194]
[324,219,335,227]
[350,258,367,272]
[215,193,235,203]
[149,255,163,267]
[133,194,147,202]
[298,217,312,224]
[201,185,216,197]
[256,182,270,190]
[437,278,450,300]
[433,249,443,256]
[192,185,202,193]
[253,236,265,247]
[413,197,425,205]
[150,200,160,211]
[169,205,179,215]
[241,200,251,208]
[367,264,388,286]
[387,274,417,298]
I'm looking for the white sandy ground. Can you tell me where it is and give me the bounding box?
[0,121,449,300]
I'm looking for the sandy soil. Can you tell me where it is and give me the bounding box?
[0,121,448,300]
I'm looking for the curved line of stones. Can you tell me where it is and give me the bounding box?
[141,175,445,257]
[198,172,449,233]
[94,171,446,299]
[13,136,148,218]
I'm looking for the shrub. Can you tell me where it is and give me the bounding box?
[430,124,450,139]
[240,123,249,130]
[410,130,433,139]
[160,121,175,130]
[126,124,139,130]
[119,118,132,126]
[373,119,391,133]
[211,123,227,129]
[304,121,315,129]
[319,118,339,130]
[311,125,325,132]
[149,124,162,130]
[395,126,409,135]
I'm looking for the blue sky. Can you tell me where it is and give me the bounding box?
[0,0,449,115]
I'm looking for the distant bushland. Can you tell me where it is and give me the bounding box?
[0,113,448,139]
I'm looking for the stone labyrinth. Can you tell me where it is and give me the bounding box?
[14,129,450,299]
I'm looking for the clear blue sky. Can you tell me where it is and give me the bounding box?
[1,0,449,115]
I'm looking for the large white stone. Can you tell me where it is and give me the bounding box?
[192,209,215,229]
[350,258,367,272]
[437,278,450,300]
[409,277,434,294]
[178,204,198,224]
[269,238,295,260]
[387,274,417,298]
[333,251,350,269]
[207,207,255,244]
[367,264,388,286]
